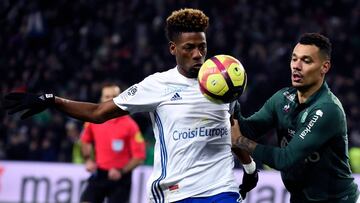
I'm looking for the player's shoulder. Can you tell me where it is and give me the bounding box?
[133,68,175,91]
[139,67,177,88]
[313,86,345,115]
[271,86,297,102]
[312,100,345,119]
[278,86,296,95]
[146,67,177,80]
[308,91,346,127]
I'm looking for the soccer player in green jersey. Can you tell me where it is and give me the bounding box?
[234,33,360,202]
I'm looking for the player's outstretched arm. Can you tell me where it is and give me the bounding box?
[54,95,127,123]
[3,92,128,123]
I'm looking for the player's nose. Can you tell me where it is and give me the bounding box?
[192,48,203,60]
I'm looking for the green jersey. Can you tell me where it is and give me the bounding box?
[238,82,359,201]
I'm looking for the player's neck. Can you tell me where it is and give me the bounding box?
[297,81,323,104]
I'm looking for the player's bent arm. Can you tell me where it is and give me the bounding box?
[255,106,342,170]
[232,118,257,174]
[234,136,257,154]
[55,97,128,123]
[231,118,259,199]
[231,118,253,164]
[236,105,343,171]
[235,90,282,140]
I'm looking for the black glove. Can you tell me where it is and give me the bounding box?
[239,169,259,199]
[3,92,55,119]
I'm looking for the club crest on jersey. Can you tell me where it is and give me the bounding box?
[127,85,138,96]
[120,85,138,102]
[301,110,308,123]
[283,104,290,112]
[283,91,296,102]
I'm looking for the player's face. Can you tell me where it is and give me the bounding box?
[170,32,207,78]
[290,43,330,92]
[101,86,120,102]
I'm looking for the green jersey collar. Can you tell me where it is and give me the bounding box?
[296,82,329,106]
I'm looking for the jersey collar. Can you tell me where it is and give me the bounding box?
[297,82,329,107]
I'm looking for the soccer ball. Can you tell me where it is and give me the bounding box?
[198,55,247,103]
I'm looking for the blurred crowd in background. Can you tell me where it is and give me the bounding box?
[1,0,360,172]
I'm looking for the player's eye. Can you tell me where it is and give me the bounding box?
[302,58,312,64]
[183,45,194,51]
[198,44,206,51]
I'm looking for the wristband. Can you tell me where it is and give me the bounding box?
[243,159,256,174]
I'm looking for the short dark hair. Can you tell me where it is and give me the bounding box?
[298,33,332,60]
[165,8,209,41]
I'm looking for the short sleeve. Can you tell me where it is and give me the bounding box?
[113,74,164,114]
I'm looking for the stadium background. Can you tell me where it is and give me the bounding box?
[0,0,359,202]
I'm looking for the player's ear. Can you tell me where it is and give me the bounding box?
[169,41,176,56]
[321,61,330,75]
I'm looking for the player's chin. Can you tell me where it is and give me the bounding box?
[291,80,302,87]
[188,67,200,78]
[292,82,301,89]
[292,82,306,91]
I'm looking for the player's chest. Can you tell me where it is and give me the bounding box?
[277,101,310,143]
[161,86,227,111]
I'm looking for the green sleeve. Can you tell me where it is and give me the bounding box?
[237,92,277,140]
[253,103,345,170]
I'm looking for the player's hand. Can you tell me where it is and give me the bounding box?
[239,169,259,199]
[85,159,97,173]
[108,168,122,181]
[3,92,55,119]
